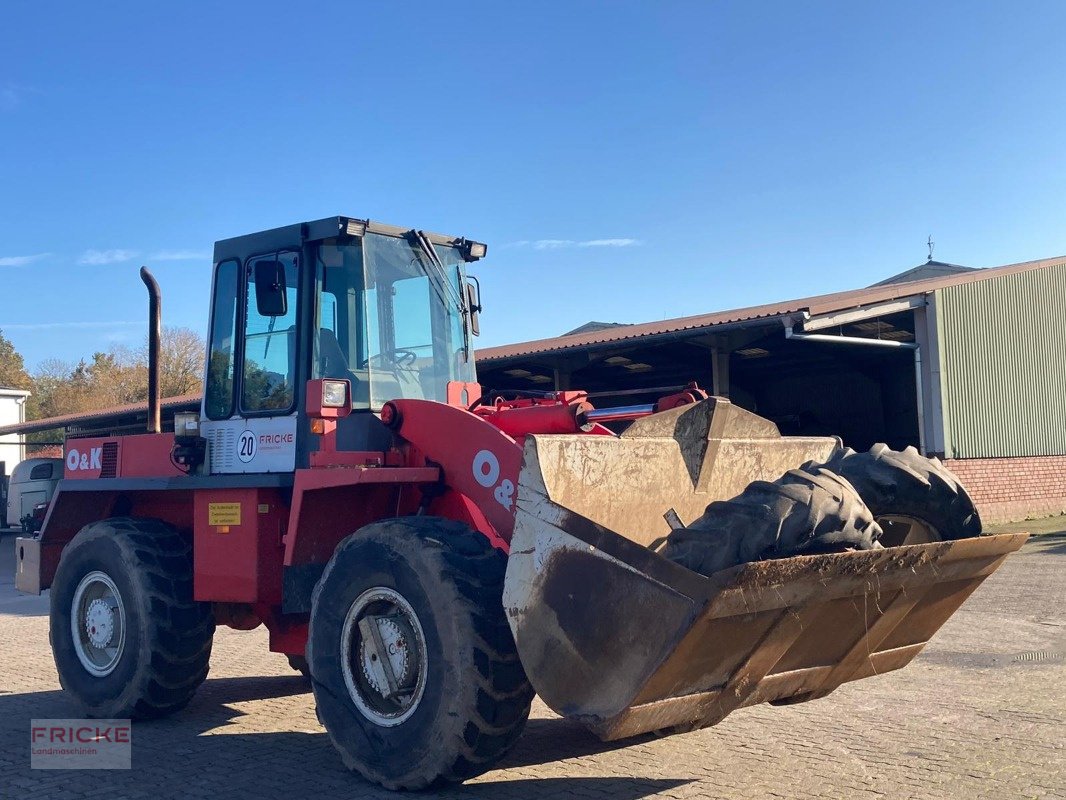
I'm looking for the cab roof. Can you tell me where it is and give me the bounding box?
[212,217,484,264]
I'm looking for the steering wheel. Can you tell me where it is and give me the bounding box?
[362,349,419,369]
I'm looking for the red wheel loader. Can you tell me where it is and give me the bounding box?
[15,217,1026,789]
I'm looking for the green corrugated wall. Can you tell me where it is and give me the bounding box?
[935,262,1066,458]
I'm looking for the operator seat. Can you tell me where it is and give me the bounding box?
[317,328,369,406]
[318,328,350,377]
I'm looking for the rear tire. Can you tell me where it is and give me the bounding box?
[49,517,214,719]
[661,466,883,577]
[308,517,533,790]
[823,444,982,546]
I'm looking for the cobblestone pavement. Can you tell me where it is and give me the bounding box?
[1,532,1063,799]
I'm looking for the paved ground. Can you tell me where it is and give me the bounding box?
[1,529,1063,800]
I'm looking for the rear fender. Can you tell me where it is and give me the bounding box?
[28,484,194,591]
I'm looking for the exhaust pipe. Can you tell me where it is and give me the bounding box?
[140,267,161,434]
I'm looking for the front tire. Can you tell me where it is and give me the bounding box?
[823,444,982,546]
[49,517,214,719]
[308,517,533,790]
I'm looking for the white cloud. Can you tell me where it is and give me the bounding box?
[103,329,139,343]
[577,238,642,248]
[78,249,139,265]
[0,320,142,331]
[150,249,211,262]
[1,83,40,111]
[0,253,50,267]
[506,238,643,250]
[0,84,20,111]
[531,240,574,250]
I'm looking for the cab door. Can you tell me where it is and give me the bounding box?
[201,251,302,474]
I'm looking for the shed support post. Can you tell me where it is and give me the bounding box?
[711,348,730,397]
[913,300,947,457]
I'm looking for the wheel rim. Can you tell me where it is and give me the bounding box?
[877,514,942,547]
[70,570,126,677]
[340,586,428,727]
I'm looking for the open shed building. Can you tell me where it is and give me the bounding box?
[478,256,1066,524]
[2,394,200,455]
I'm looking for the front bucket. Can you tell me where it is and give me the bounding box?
[503,427,1027,740]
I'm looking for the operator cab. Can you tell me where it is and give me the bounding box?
[198,217,485,475]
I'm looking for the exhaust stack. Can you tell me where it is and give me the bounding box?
[140,266,161,434]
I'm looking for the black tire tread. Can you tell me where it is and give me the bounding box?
[51,516,214,719]
[822,444,982,542]
[311,517,532,790]
[661,466,882,577]
[408,520,532,785]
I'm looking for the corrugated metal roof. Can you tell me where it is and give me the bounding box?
[868,260,978,287]
[477,254,1066,363]
[0,394,200,436]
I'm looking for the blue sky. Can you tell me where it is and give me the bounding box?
[3,1,1066,369]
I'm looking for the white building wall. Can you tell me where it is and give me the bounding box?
[0,389,31,475]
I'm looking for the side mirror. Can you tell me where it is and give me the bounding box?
[254,260,288,317]
[466,281,481,337]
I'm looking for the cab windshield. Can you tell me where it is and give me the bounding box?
[315,232,475,409]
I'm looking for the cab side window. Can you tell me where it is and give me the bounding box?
[205,260,240,419]
[315,244,371,408]
[29,462,53,480]
[242,252,299,413]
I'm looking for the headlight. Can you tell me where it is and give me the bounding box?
[174,412,200,438]
[462,240,488,261]
[322,380,348,408]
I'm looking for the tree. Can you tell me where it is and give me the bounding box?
[0,328,32,391]
[28,358,74,420]
[25,359,69,450]
[27,326,206,422]
[156,327,206,397]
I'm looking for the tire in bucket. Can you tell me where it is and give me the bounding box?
[661,465,883,577]
[49,517,214,719]
[822,444,982,546]
[308,517,533,790]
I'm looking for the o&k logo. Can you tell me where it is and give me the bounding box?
[66,447,102,472]
[30,718,132,769]
[472,449,515,510]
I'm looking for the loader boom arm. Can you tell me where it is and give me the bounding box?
[385,399,525,544]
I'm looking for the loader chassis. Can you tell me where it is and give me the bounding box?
[15,215,1024,791]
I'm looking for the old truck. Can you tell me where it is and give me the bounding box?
[15,217,1025,789]
[5,456,62,532]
